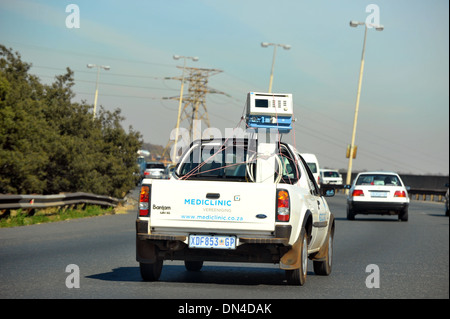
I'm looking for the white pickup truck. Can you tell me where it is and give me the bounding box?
[136,137,336,285]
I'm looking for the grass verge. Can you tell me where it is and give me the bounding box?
[0,205,115,228]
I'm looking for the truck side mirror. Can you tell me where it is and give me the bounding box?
[320,186,335,197]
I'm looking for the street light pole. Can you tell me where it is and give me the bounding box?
[346,21,384,187]
[261,42,291,93]
[268,45,278,93]
[87,64,110,119]
[172,55,198,162]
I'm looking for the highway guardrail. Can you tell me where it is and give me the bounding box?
[0,192,119,210]
[407,188,447,202]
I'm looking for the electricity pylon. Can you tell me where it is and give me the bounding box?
[162,66,224,161]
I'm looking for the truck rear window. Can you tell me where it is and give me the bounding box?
[178,141,251,180]
[176,140,299,184]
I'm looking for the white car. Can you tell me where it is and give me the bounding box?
[320,169,343,185]
[301,153,321,186]
[346,171,409,221]
[143,162,166,179]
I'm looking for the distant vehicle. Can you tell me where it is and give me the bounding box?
[320,169,343,185]
[136,156,146,181]
[137,149,150,157]
[164,164,177,179]
[301,153,321,186]
[346,171,410,221]
[143,162,166,179]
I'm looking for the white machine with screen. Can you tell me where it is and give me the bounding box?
[246,92,293,133]
[245,92,294,183]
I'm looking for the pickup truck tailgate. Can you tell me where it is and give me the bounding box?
[149,179,276,233]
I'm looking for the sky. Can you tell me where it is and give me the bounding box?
[0,0,448,175]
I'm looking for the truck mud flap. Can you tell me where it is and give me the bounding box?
[279,211,312,270]
[279,228,305,270]
[136,236,157,263]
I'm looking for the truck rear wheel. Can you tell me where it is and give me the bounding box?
[139,259,163,281]
[313,227,334,276]
[285,230,308,286]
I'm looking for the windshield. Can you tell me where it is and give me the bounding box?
[356,174,402,186]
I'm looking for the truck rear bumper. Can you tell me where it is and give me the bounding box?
[137,233,290,245]
[136,237,291,264]
[136,219,292,264]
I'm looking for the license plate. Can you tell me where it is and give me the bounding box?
[371,191,388,198]
[189,235,236,249]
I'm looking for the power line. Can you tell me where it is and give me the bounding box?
[296,101,447,171]
[32,65,165,80]
[75,91,162,101]
[36,74,178,93]
[5,41,175,68]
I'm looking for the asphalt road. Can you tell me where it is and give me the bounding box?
[0,190,448,300]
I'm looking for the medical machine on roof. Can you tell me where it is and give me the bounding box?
[245,92,293,133]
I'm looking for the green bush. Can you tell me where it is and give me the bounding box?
[0,45,142,198]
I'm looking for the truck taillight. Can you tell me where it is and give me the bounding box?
[277,189,290,222]
[139,185,151,217]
